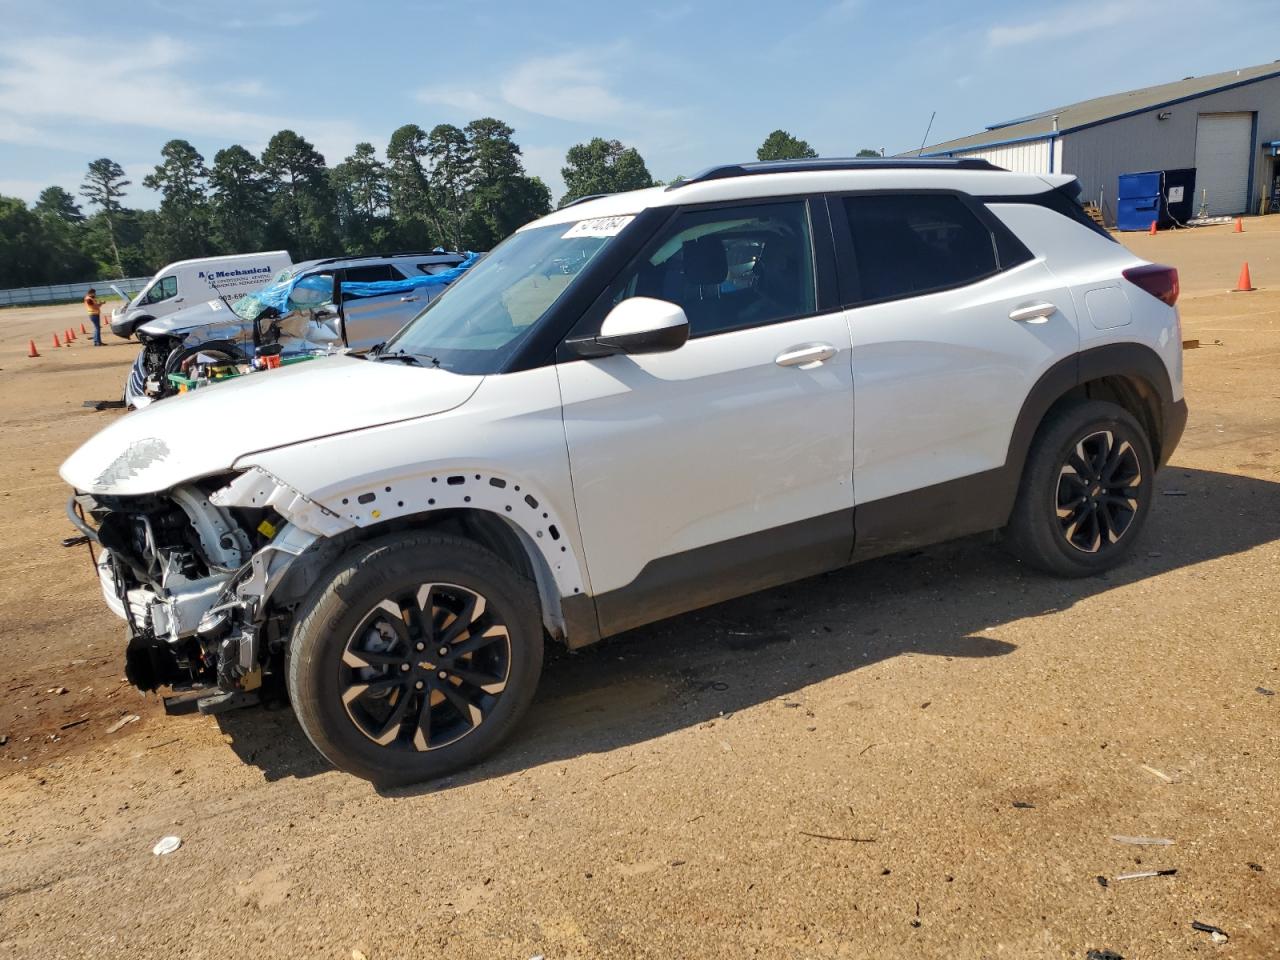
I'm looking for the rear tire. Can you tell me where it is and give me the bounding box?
[287,533,543,786]
[1005,399,1154,577]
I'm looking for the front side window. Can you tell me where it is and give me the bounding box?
[842,194,997,303]
[384,216,628,374]
[607,201,816,338]
[144,275,177,304]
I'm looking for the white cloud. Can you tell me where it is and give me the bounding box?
[416,86,504,116]
[415,47,661,129]
[987,1,1144,47]
[499,52,633,124]
[0,34,370,170]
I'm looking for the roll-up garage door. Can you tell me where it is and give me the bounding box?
[1194,113,1253,215]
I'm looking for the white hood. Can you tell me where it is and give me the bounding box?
[61,355,483,495]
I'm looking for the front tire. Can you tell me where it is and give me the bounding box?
[287,533,543,786]
[1005,399,1154,577]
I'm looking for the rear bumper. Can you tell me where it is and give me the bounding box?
[1159,398,1188,468]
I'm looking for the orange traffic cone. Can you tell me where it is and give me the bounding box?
[1234,217,1244,233]
[1148,220,1158,236]
[66,327,75,342]
[1234,262,1256,292]
[52,332,61,348]
[80,322,88,335]
[27,339,40,358]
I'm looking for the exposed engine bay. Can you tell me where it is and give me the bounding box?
[67,473,336,712]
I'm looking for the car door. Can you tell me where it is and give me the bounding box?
[556,198,855,636]
[829,191,1082,557]
[339,264,418,351]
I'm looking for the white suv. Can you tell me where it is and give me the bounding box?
[61,159,1187,785]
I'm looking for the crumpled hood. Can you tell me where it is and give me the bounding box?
[137,298,244,339]
[61,355,483,495]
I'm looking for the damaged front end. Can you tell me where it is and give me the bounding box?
[66,473,327,712]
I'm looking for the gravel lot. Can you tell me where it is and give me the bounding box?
[1,222,1277,959]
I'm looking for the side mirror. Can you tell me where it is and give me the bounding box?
[567,297,689,358]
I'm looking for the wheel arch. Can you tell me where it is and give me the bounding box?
[1006,342,1175,492]
[216,466,599,648]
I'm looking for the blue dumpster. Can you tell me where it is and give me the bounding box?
[1117,171,1162,231]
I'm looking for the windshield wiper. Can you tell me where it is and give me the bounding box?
[376,349,440,367]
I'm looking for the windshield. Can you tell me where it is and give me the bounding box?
[384,216,632,374]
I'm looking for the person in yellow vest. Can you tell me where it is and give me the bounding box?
[83,289,103,345]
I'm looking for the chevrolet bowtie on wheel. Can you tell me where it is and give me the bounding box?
[62,158,1186,784]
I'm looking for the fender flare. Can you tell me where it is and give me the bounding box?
[1005,341,1175,487]
[213,466,588,602]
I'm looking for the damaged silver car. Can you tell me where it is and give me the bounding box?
[125,251,473,407]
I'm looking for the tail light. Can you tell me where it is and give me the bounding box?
[1123,263,1179,306]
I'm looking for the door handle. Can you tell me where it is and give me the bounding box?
[399,296,419,302]
[1009,302,1057,323]
[775,342,836,369]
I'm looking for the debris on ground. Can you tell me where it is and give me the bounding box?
[48,686,68,695]
[152,835,181,856]
[1191,921,1229,943]
[1111,835,1174,845]
[1012,801,1035,809]
[1086,950,1124,960]
[1114,869,1177,881]
[1162,490,1188,497]
[798,831,876,843]
[58,717,90,730]
[105,714,140,734]
[1140,764,1174,782]
[1095,875,1109,888]
[1257,686,1276,696]
[1182,338,1200,349]
[1247,862,1264,872]
[910,900,921,928]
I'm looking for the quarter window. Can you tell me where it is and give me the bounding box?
[609,201,816,337]
[842,194,998,303]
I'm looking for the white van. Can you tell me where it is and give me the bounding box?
[110,250,292,339]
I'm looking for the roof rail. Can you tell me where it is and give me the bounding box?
[666,157,1002,190]
[560,193,613,209]
[310,250,464,266]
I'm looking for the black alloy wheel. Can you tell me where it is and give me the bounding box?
[339,583,511,752]
[1054,430,1143,554]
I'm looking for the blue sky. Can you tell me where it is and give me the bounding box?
[0,0,1274,208]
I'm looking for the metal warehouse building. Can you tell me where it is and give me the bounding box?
[919,61,1280,224]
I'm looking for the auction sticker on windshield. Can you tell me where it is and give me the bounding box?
[562,216,634,239]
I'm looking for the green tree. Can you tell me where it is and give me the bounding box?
[0,197,52,286]
[559,137,654,206]
[209,145,270,254]
[460,118,550,249]
[143,139,211,262]
[35,186,85,223]
[386,124,436,249]
[855,148,881,158]
[756,130,818,162]
[333,142,391,254]
[260,130,338,259]
[80,158,130,277]
[32,187,94,280]
[425,123,472,249]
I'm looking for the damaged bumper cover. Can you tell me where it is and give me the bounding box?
[66,468,349,696]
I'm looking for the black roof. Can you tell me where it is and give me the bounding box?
[667,157,1001,190]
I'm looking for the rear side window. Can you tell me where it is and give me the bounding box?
[842,194,998,303]
[342,264,404,283]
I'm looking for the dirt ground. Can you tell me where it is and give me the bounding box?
[1,221,1278,959]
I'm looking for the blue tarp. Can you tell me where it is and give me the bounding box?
[242,253,479,317]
